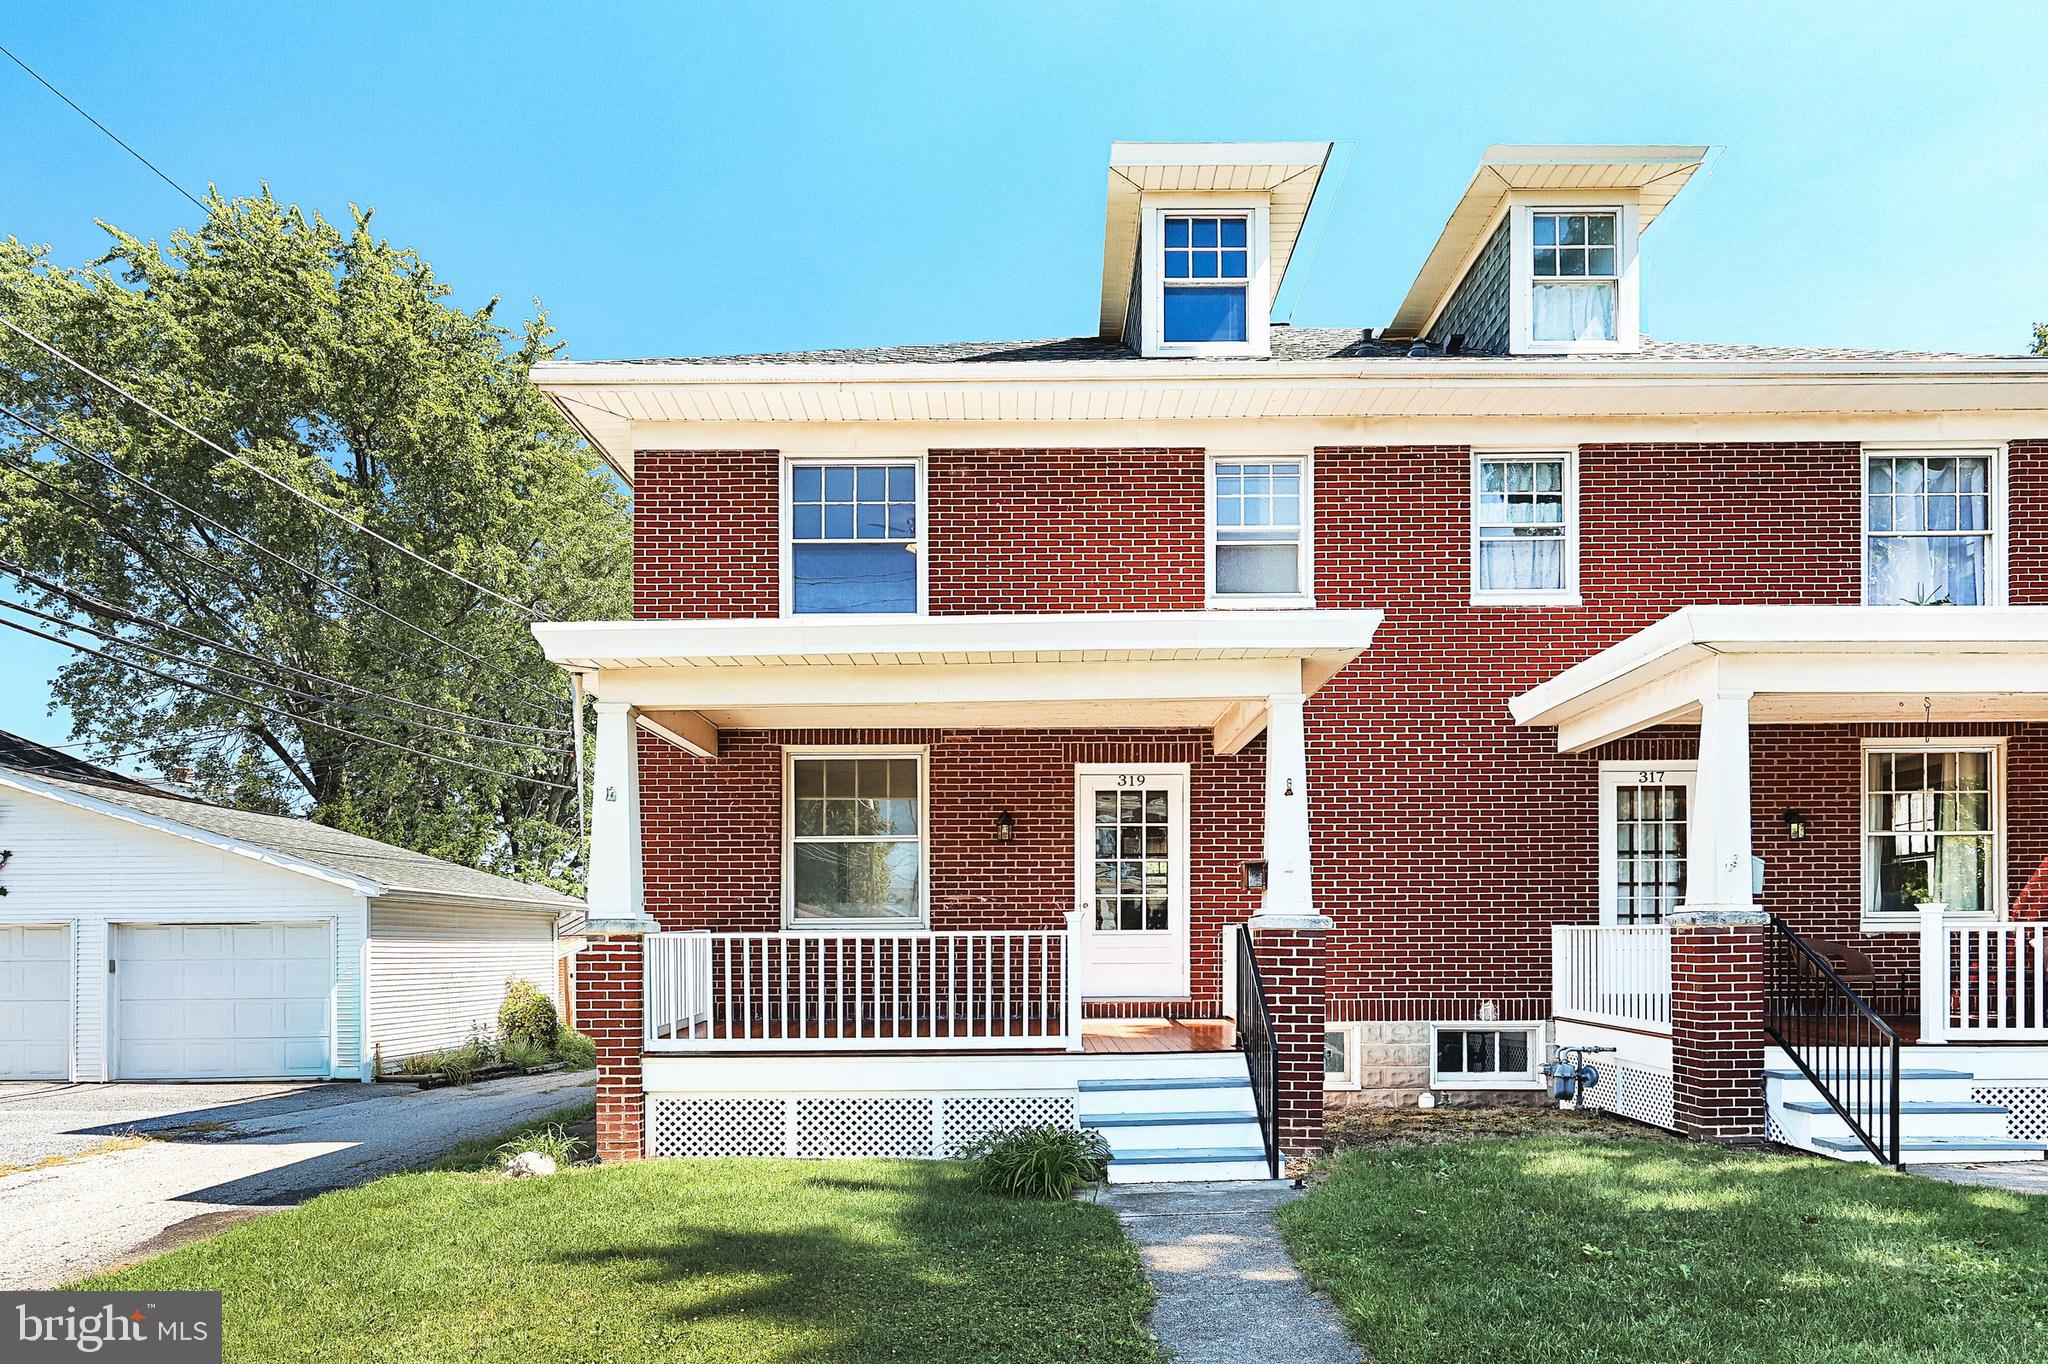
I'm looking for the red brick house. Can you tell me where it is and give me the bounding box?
[536,142,2048,1177]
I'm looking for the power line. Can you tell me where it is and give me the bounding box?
[2,558,567,740]
[0,43,212,219]
[0,612,574,792]
[0,598,568,759]
[0,406,569,717]
[0,316,552,620]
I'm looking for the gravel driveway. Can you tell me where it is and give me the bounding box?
[0,1071,595,1288]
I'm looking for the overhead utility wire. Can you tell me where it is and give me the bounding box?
[0,43,213,219]
[0,613,574,792]
[0,405,568,717]
[0,316,551,620]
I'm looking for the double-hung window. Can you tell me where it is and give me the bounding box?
[1862,745,1999,925]
[1472,453,1575,601]
[1530,211,1619,344]
[787,461,919,614]
[1162,214,1251,343]
[786,751,925,923]
[1212,457,1309,602]
[1864,451,1997,606]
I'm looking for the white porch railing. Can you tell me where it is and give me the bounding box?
[1551,924,1672,1034]
[1918,903,2048,1042]
[645,914,1085,1053]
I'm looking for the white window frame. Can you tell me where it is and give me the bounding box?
[782,744,932,930]
[1508,196,1640,355]
[1858,443,2008,608]
[1139,198,1272,359]
[1858,737,2004,933]
[1597,761,1698,926]
[1470,448,1581,606]
[1428,1022,1546,1091]
[1322,1022,1361,1091]
[779,455,928,619]
[1205,453,1315,608]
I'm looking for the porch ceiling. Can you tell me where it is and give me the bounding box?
[1509,605,2048,752]
[537,609,1383,756]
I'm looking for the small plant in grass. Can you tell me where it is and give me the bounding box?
[498,1038,554,1070]
[553,1029,597,1070]
[493,1122,585,1172]
[964,1124,1111,1200]
[499,978,560,1051]
[395,1035,497,1083]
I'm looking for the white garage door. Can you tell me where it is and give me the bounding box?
[0,924,70,1080]
[114,922,332,1080]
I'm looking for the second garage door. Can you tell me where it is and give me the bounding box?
[0,924,70,1080]
[114,922,332,1079]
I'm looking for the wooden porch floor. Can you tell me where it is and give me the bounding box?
[1081,1019,1235,1053]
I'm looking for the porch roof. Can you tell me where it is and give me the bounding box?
[1508,605,2048,753]
[536,609,1383,756]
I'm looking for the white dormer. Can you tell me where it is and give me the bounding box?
[1386,145,1709,357]
[1100,142,1333,359]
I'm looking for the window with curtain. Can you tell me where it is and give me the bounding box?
[1530,212,1618,344]
[1162,214,1250,343]
[1864,453,1993,606]
[789,462,917,614]
[1864,748,1996,919]
[1473,455,1571,596]
[1213,458,1306,598]
[788,754,923,921]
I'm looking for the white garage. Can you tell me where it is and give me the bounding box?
[0,923,70,1080]
[0,742,580,1083]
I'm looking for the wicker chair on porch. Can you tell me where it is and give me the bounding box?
[1807,940,1878,997]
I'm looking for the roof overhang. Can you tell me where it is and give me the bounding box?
[1510,605,2048,752]
[1385,144,1710,340]
[535,609,1382,756]
[1099,141,1333,341]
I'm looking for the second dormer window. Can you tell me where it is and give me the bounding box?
[1162,214,1250,343]
[1530,212,1618,344]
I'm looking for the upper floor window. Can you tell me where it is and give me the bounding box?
[1211,457,1310,603]
[1472,453,1577,603]
[1163,214,1251,344]
[1530,212,1618,344]
[787,460,919,615]
[1864,451,1996,606]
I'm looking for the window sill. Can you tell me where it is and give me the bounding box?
[1431,1076,1545,1092]
[1515,341,1636,357]
[1860,912,1996,935]
[782,921,931,933]
[1323,1078,1360,1092]
[1208,595,1318,611]
[1470,592,1584,608]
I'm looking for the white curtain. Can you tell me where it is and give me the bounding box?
[1477,538,1562,592]
[1532,282,1617,343]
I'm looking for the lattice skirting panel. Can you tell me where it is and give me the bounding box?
[648,1091,1077,1160]
[1971,1086,2048,1142]
[1580,1059,1677,1131]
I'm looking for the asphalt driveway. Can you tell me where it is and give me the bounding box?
[0,1070,595,1288]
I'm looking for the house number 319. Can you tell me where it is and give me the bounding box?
[1115,775,1147,787]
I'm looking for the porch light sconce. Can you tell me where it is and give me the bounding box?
[1242,860,1269,893]
[1782,810,1810,841]
[992,809,1015,844]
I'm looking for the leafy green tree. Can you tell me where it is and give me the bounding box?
[0,191,628,887]
[2034,322,2047,356]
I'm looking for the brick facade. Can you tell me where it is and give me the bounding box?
[1248,921,1330,1159]
[576,934,647,1161]
[1669,914,1769,1143]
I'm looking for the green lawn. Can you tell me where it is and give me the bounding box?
[1279,1136,2048,1364]
[80,1137,1158,1364]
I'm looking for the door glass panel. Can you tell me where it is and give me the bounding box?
[1092,780,1176,933]
[1613,781,1687,924]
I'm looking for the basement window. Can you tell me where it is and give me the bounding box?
[1430,1024,1542,1089]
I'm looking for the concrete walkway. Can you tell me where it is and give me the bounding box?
[1917,1161,2048,1195]
[1098,1181,1362,1364]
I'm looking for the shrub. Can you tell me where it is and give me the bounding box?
[963,1124,1110,1200]
[499,978,560,1051]
[492,1122,585,1171]
[395,1038,496,1083]
[498,1038,554,1070]
[553,1029,597,1070]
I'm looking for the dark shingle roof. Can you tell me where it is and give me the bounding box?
[606,330,2027,367]
[0,731,165,795]
[2,763,577,909]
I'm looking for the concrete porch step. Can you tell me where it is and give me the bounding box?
[1781,1099,2006,1116]
[1807,1134,2047,1165]
[1764,1067,1974,1081]
[1105,1146,1274,1184]
[1085,1109,1257,1127]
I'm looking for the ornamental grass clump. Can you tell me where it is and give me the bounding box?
[964,1124,1111,1200]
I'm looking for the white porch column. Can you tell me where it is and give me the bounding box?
[1255,691,1320,924]
[1917,901,1951,1043]
[587,700,654,931]
[1681,689,1757,915]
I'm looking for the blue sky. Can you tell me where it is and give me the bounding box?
[5,1,2047,753]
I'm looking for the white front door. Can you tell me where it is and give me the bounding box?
[1598,762,1697,924]
[113,922,333,1079]
[1075,766,1190,999]
[0,924,71,1080]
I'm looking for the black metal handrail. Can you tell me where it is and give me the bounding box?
[1763,917,1902,1166]
[1233,925,1281,1179]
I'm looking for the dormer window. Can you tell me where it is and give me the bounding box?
[1138,201,1270,358]
[1530,212,1618,344]
[1162,215,1250,343]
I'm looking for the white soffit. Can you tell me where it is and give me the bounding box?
[1385,144,1710,339]
[1099,141,1333,340]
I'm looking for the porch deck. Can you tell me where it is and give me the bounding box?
[647,1014,1236,1055]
